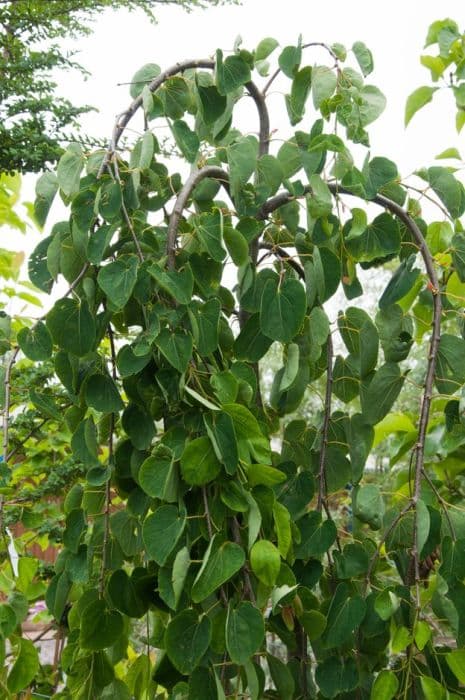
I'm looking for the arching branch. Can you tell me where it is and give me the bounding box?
[99,58,271,175]
[259,183,442,592]
[167,165,229,269]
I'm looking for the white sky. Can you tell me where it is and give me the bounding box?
[6,0,465,314]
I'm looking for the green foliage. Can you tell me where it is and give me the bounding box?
[3,23,465,700]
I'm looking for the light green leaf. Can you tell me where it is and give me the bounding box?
[312,65,337,109]
[57,145,84,197]
[255,37,279,61]
[250,540,281,586]
[370,670,399,700]
[405,86,438,126]
[352,41,374,76]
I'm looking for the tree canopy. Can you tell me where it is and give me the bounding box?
[0,0,235,174]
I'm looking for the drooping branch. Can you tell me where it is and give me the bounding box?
[167,165,229,269]
[259,183,443,589]
[98,58,271,176]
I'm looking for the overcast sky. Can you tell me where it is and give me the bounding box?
[7,1,465,315]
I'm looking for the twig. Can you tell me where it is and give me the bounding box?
[111,156,144,262]
[364,501,414,589]
[263,41,338,96]
[258,242,305,279]
[231,517,256,604]
[6,417,49,462]
[317,333,333,513]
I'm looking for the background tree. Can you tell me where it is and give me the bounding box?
[0,0,236,174]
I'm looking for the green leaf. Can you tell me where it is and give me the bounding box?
[414,620,431,651]
[122,403,155,450]
[226,602,265,664]
[295,511,336,558]
[405,86,438,126]
[216,49,251,95]
[312,65,337,109]
[7,638,39,693]
[98,180,122,222]
[452,233,465,282]
[80,599,124,650]
[130,63,160,99]
[361,363,405,425]
[379,254,421,309]
[267,655,295,698]
[143,506,186,566]
[322,583,366,648]
[57,145,84,197]
[352,41,374,76]
[358,85,387,125]
[228,136,258,199]
[97,255,139,309]
[223,226,249,266]
[315,656,359,699]
[273,501,292,557]
[107,570,148,618]
[370,670,399,700]
[260,276,306,342]
[286,67,312,125]
[278,44,302,78]
[446,650,465,684]
[34,171,58,227]
[345,212,400,263]
[337,307,378,377]
[440,536,465,582]
[194,211,226,262]
[180,436,221,486]
[17,321,53,361]
[195,78,227,125]
[85,373,124,413]
[161,77,190,119]
[250,540,281,586]
[353,484,384,530]
[191,535,245,602]
[255,37,279,61]
[47,298,95,357]
[279,343,299,392]
[426,166,465,219]
[204,412,238,475]
[189,298,221,356]
[308,173,333,218]
[171,120,199,163]
[165,610,211,674]
[435,334,465,395]
[149,263,194,304]
[234,313,273,362]
[156,328,193,373]
[139,447,178,502]
[116,344,151,377]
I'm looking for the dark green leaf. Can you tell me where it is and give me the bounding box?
[80,599,124,650]
[216,50,251,94]
[361,363,405,425]
[149,263,194,304]
[47,298,95,357]
[97,255,139,309]
[143,506,186,565]
[226,602,264,665]
[260,276,306,342]
[165,610,211,674]
[180,436,221,485]
[85,373,124,413]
